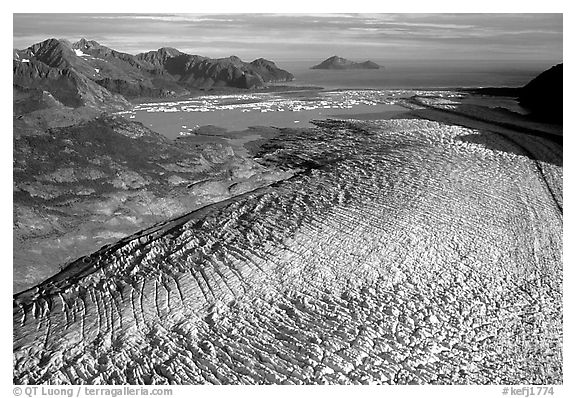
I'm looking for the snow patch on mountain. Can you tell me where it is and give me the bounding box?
[74,49,89,57]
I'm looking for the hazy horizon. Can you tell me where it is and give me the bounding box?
[14,13,562,65]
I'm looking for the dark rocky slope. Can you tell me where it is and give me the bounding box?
[311,56,380,70]
[13,115,289,293]
[13,56,130,111]
[519,63,562,123]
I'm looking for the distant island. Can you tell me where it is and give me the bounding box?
[311,56,380,70]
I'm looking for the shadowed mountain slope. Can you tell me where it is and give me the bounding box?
[519,63,562,123]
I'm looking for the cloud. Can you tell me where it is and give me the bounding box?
[88,14,237,23]
[13,13,562,62]
[382,22,476,29]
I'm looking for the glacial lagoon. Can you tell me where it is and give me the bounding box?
[126,89,462,138]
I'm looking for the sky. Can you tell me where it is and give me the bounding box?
[13,13,563,63]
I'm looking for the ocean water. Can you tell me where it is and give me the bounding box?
[132,59,557,138]
[274,59,556,89]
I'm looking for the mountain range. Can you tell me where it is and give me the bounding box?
[13,38,294,111]
[311,56,380,70]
